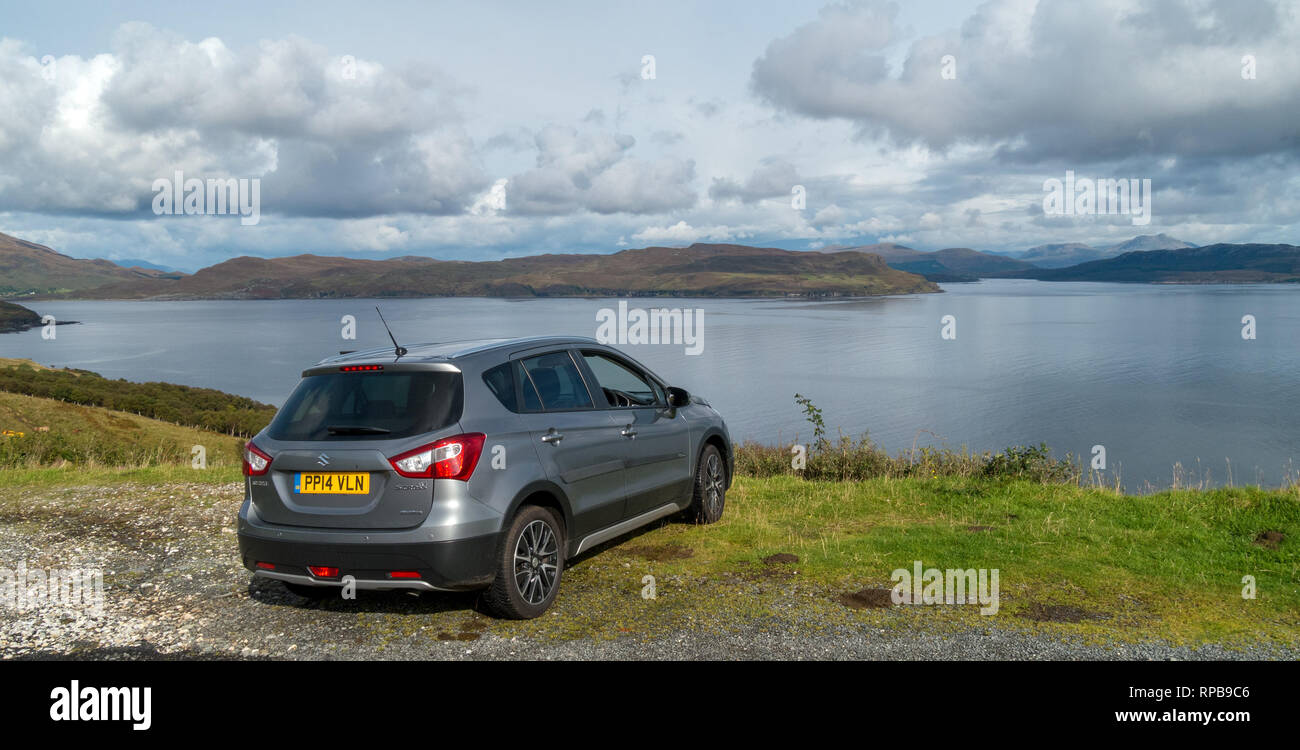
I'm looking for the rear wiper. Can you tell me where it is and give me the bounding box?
[326,425,392,435]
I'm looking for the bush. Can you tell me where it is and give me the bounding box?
[735,437,1079,484]
[733,395,1081,485]
[0,364,276,437]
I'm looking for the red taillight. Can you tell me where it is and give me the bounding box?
[243,442,272,476]
[388,433,486,480]
[340,365,383,372]
[255,561,275,570]
[308,566,339,578]
[388,571,422,579]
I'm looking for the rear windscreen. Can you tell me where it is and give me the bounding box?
[267,371,462,441]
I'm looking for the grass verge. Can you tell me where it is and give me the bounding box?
[0,389,1294,648]
[0,390,245,470]
[351,475,1298,648]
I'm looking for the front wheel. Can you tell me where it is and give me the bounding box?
[483,506,565,619]
[689,444,726,524]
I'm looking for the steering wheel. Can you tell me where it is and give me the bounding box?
[604,388,634,408]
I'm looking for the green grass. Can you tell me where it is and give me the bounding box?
[625,475,1300,644]
[0,385,1294,646]
[0,390,246,470]
[0,358,276,438]
[1,463,243,488]
[347,474,1298,647]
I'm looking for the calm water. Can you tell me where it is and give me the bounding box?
[3,280,1298,490]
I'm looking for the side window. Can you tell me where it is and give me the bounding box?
[581,352,660,407]
[482,361,545,413]
[519,352,593,411]
[482,362,517,412]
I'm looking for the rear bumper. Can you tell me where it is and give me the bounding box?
[237,498,498,591]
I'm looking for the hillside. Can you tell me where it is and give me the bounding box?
[826,242,925,262]
[0,389,246,468]
[41,242,940,299]
[1007,234,1195,269]
[828,243,1034,281]
[0,358,276,436]
[1012,243,1300,283]
[0,301,42,333]
[888,247,1036,281]
[110,258,184,274]
[0,231,160,295]
[1011,241,1105,268]
[1104,233,1197,255]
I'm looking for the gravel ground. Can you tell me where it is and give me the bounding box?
[1,481,1295,661]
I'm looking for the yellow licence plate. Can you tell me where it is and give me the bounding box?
[294,472,369,494]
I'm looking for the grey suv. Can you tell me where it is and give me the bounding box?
[237,336,732,618]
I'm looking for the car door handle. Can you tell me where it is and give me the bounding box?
[541,432,564,444]
[621,426,637,438]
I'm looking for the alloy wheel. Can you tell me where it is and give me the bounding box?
[705,453,724,515]
[513,519,559,605]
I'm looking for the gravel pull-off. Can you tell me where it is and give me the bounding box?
[1,482,1295,661]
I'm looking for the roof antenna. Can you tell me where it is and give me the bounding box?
[375,306,408,358]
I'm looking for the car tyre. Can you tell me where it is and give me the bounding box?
[689,444,726,524]
[483,505,565,619]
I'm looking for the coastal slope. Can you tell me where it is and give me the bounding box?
[17,241,940,299]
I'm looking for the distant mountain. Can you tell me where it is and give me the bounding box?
[1011,242,1104,269]
[828,243,926,263]
[1014,243,1300,283]
[1009,234,1195,269]
[888,247,1037,281]
[829,244,1035,281]
[0,232,148,295]
[1103,233,1196,255]
[110,258,187,277]
[17,241,940,300]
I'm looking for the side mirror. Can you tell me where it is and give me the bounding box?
[665,386,690,408]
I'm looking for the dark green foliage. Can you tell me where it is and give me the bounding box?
[982,443,1078,483]
[0,363,276,437]
[0,301,42,332]
[736,437,1080,484]
[736,394,1080,484]
[793,393,828,451]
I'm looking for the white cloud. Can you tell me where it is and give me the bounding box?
[507,125,697,215]
[751,0,1300,159]
[631,220,744,245]
[0,24,487,218]
[4,4,1300,268]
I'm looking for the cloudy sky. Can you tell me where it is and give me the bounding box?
[1,0,1298,271]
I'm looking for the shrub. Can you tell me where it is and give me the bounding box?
[0,363,276,437]
[733,395,1081,485]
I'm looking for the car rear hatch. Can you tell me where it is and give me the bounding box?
[247,362,464,530]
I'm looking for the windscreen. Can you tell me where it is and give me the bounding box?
[267,370,462,441]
